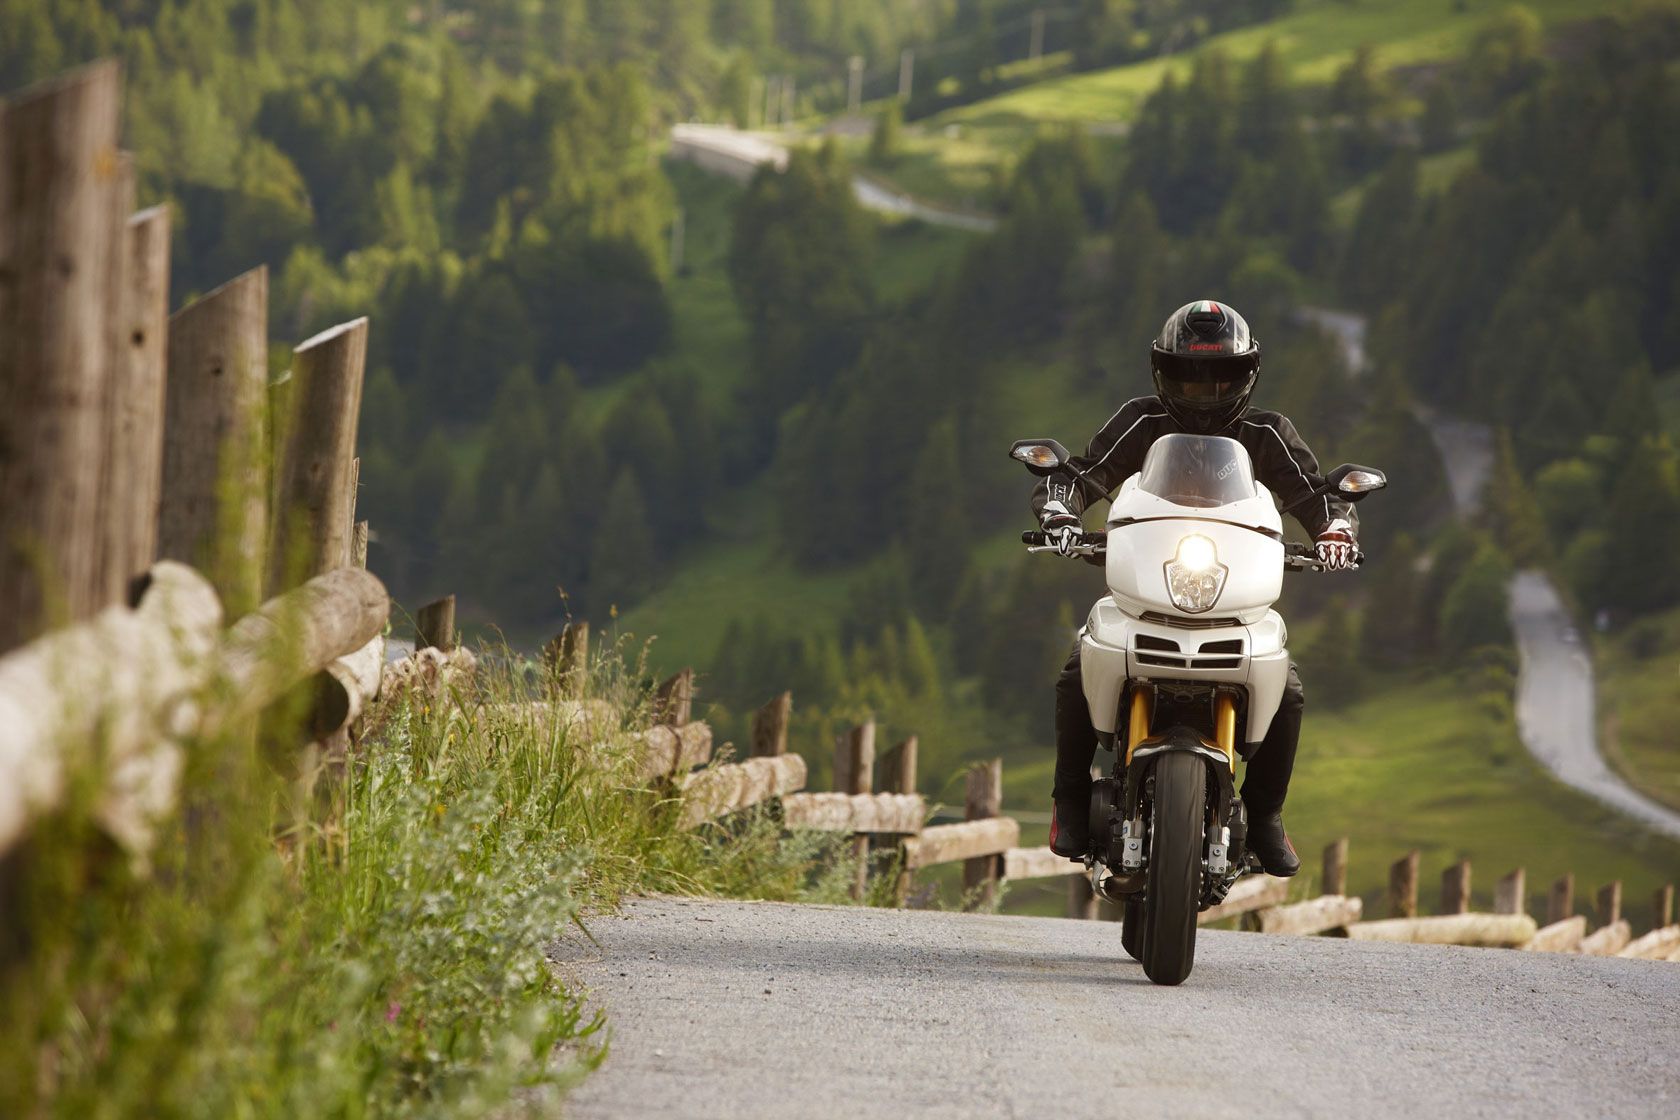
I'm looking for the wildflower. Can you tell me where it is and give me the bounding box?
[385,1002,401,1023]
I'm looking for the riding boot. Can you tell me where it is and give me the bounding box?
[1050,641,1096,859]
[1241,663,1304,877]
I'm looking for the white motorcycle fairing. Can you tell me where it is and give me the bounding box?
[1078,436,1294,752]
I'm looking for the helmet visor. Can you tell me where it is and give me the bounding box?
[1152,350,1258,409]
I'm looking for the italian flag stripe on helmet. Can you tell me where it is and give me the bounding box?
[1201,300,1220,315]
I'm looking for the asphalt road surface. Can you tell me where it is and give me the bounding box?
[1510,572,1680,840]
[558,896,1680,1119]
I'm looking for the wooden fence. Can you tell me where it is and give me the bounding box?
[0,63,388,866]
[461,664,1675,963]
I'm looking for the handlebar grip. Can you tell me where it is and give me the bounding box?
[1022,530,1047,546]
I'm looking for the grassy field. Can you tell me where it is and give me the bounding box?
[1599,607,1680,813]
[1004,672,1680,924]
[832,0,1639,212]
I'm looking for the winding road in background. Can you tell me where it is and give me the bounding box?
[670,123,998,231]
[559,897,1680,1119]
[1309,308,1680,841]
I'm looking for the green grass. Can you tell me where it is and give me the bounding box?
[941,0,1642,133]
[1004,671,1680,922]
[831,0,1640,211]
[1598,607,1680,814]
[2,645,857,1118]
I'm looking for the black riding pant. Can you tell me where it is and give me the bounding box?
[1052,641,1304,817]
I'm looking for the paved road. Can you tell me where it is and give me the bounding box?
[1510,572,1680,840]
[670,123,998,231]
[558,896,1680,1119]
[1311,310,1680,838]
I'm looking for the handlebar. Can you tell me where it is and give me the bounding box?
[1283,540,1366,572]
[1021,530,1365,570]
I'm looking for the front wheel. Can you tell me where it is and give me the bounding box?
[1120,898,1145,961]
[1140,752,1207,985]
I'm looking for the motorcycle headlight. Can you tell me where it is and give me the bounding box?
[1163,534,1227,614]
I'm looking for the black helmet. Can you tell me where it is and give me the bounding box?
[1150,300,1260,434]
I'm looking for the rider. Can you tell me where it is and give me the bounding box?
[1034,300,1359,876]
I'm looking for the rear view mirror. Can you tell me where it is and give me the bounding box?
[1010,439,1071,477]
[1326,463,1387,500]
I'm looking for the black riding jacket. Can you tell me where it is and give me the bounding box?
[1031,397,1357,538]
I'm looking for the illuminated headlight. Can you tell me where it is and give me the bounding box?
[1163,534,1227,614]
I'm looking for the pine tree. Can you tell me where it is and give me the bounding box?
[1420,81,1460,153]
[1358,533,1422,668]
[1439,543,1515,658]
[589,470,656,613]
[1300,597,1365,707]
[868,99,903,165]
[1483,429,1552,567]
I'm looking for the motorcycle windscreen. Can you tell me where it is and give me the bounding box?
[1135,433,1258,509]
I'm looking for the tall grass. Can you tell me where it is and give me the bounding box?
[1,636,851,1117]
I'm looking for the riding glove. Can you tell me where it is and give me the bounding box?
[1039,499,1081,557]
[1315,519,1358,571]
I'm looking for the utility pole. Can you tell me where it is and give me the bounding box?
[1030,9,1046,65]
[848,55,863,115]
[899,48,914,102]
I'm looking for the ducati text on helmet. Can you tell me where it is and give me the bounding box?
[1150,300,1261,434]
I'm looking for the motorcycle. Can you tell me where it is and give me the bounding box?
[1011,432,1387,985]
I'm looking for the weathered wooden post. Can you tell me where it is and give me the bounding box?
[1655,884,1675,930]
[1322,837,1348,897]
[351,521,369,569]
[1494,868,1526,916]
[1441,859,1471,915]
[268,317,367,592]
[1548,873,1574,924]
[751,692,791,757]
[545,620,588,698]
[1068,875,1099,921]
[881,735,918,905]
[653,668,694,725]
[96,204,171,603]
[835,720,875,900]
[881,736,917,796]
[1597,881,1622,926]
[963,758,1004,910]
[0,61,125,652]
[416,595,456,651]
[159,266,270,615]
[1389,850,1419,918]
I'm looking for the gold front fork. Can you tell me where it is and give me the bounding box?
[1213,690,1238,773]
[1124,685,1154,765]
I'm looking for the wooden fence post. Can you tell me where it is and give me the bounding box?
[351,521,369,569]
[1322,837,1348,897]
[1548,873,1574,924]
[159,266,270,615]
[963,758,1003,910]
[416,595,456,652]
[344,454,359,562]
[1441,859,1471,915]
[1389,850,1419,918]
[881,736,918,906]
[268,317,367,592]
[751,692,791,757]
[0,61,125,652]
[1494,868,1526,916]
[1597,881,1622,927]
[97,204,170,604]
[835,720,875,900]
[652,668,694,725]
[545,621,588,698]
[1655,884,1674,930]
[1068,875,1098,921]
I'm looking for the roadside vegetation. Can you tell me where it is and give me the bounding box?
[0,648,854,1117]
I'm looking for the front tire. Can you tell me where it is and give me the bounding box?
[1121,898,1145,961]
[1141,752,1207,985]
